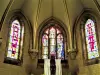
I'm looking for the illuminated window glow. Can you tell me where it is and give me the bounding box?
[7,20,24,60]
[85,19,99,59]
[42,26,65,59]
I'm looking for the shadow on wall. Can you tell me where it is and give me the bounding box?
[71,65,79,75]
[25,64,33,75]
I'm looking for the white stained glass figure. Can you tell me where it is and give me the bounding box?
[85,19,99,59]
[50,39,56,45]
[49,27,56,38]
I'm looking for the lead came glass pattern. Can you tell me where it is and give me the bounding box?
[7,20,20,59]
[49,27,56,38]
[57,34,64,59]
[42,25,65,59]
[42,34,48,59]
[7,20,24,60]
[85,19,99,59]
[42,34,48,46]
[49,27,56,56]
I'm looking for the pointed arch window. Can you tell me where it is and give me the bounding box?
[85,19,99,59]
[41,25,65,60]
[4,18,24,65]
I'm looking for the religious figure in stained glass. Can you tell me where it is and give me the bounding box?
[5,19,24,63]
[42,25,65,59]
[85,19,99,59]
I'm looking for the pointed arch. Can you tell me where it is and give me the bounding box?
[74,9,100,65]
[85,19,99,59]
[4,10,33,65]
[37,17,69,60]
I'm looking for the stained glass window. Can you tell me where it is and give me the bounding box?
[6,19,24,61]
[42,25,65,59]
[42,34,48,59]
[85,19,99,59]
[57,34,64,59]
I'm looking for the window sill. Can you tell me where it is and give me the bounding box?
[85,58,100,66]
[4,58,21,66]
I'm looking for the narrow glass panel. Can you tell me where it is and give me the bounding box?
[57,34,63,39]
[50,45,56,55]
[50,38,56,45]
[7,20,21,59]
[57,28,61,34]
[49,27,56,38]
[14,53,18,59]
[57,34,64,59]
[42,47,48,55]
[45,28,49,34]
[57,39,64,59]
[85,19,99,59]
[42,34,48,46]
[20,25,24,46]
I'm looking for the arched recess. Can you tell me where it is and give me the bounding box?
[73,9,100,65]
[37,17,69,61]
[3,10,33,65]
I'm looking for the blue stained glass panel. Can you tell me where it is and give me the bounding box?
[57,34,64,59]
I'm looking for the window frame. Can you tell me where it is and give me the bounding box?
[4,16,24,65]
[39,21,67,60]
[80,14,100,65]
